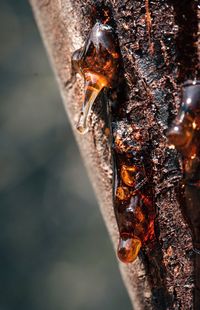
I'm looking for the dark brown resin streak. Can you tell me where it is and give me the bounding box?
[167,81,200,309]
[71,7,156,264]
[72,3,157,265]
[111,104,155,263]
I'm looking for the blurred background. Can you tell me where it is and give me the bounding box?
[0,1,132,309]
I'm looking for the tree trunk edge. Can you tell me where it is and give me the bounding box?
[29,1,199,309]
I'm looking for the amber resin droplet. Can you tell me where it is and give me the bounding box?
[117,234,142,263]
[167,116,194,151]
[116,186,130,200]
[121,165,137,187]
[72,22,119,134]
[167,80,200,309]
[76,72,108,134]
[167,80,200,158]
[112,122,155,264]
[72,18,156,265]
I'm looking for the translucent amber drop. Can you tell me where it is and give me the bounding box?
[167,80,200,156]
[72,22,119,134]
[116,186,130,200]
[167,122,194,150]
[117,235,142,263]
[121,165,137,187]
[76,72,108,134]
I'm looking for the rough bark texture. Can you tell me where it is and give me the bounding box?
[29,0,199,309]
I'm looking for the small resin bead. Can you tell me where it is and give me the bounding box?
[117,234,142,263]
[167,80,200,157]
[120,165,137,187]
[116,186,130,200]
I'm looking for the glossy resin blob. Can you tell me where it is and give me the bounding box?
[167,80,200,308]
[167,80,200,159]
[112,122,155,263]
[167,80,200,245]
[72,21,119,134]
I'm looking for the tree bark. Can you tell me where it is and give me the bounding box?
[29,0,199,309]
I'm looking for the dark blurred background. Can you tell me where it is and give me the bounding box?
[0,1,132,309]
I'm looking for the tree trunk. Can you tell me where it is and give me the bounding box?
[29,0,199,309]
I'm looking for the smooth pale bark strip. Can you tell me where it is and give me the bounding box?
[29,0,151,309]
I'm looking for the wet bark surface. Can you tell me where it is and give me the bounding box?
[30,0,200,309]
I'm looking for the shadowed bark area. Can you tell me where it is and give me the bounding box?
[29,0,199,309]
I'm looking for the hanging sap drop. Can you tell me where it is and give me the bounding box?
[76,72,108,134]
[72,22,120,134]
[117,234,142,263]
